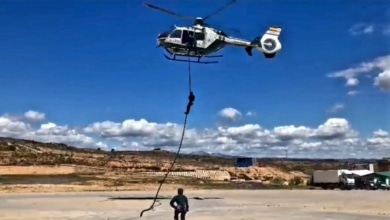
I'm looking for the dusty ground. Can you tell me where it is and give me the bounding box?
[0,190,389,220]
[0,165,309,193]
[0,164,309,183]
[0,166,77,175]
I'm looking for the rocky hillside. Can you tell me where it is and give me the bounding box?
[0,137,370,176]
[0,137,232,171]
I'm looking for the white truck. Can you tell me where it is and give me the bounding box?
[311,169,356,190]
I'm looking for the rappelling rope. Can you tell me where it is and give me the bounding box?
[188,57,192,92]
[140,59,194,217]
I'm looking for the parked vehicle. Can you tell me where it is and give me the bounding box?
[311,169,355,190]
[368,180,390,190]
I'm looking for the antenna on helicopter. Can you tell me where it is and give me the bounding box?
[143,0,237,27]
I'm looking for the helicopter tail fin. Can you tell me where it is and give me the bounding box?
[245,26,282,58]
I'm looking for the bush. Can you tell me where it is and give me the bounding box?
[270,177,285,185]
[289,176,303,186]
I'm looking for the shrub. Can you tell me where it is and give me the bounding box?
[270,177,284,185]
[289,176,303,186]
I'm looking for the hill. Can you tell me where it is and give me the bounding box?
[0,136,364,173]
[0,136,377,193]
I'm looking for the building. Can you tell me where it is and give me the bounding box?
[360,172,390,185]
[352,163,375,171]
[377,158,390,172]
[235,157,257,167]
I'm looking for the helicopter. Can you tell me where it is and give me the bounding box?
[143,0,283,64]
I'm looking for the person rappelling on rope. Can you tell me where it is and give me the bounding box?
[140,59,194,219]
[170,188,189,220]
[185,91,195,115]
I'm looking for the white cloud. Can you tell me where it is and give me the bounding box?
[83,116,382,158]
[328,55,390,93]
[347,90,360,96]
[328,103,345,113]
[314,118,356,140]
[373,129,388,137]
[218,107,242,122]
[0,113,103,149]
[24,110,45,122]
[348,23,390,36]
[374,70,390,92]
[0,116,31,136]
[366,129,390,149]
[1,111,390,158]
[349,23,375,35]
[346,78,359,87]
[245,111,256,117]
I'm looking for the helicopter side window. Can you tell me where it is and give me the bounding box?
[195,32,205,40]
[170,29,182,38]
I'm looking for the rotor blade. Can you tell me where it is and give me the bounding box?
[143,2,194,20]
[202,0,237,21]
[225,27,241,35]
[203,21,241,36]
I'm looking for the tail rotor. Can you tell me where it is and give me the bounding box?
[245,26,282,58]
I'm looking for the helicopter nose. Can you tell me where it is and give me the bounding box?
[157,32,168,40]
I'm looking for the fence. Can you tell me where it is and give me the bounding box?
[142,170,230,181]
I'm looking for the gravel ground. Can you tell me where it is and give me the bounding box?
[0,189,389,220]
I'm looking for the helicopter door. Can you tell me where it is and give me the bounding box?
[181,30,192,45]
[195,32,205,48]
[182,30,203,48]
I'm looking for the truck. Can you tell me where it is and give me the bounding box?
[311,169,356,190]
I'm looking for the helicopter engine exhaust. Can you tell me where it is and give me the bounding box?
[245,26,282,59]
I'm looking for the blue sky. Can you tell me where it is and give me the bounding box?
[0,0,389,158]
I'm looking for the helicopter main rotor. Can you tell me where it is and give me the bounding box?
[143,0,237,27]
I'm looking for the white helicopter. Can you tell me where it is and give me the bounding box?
[143,0,283,64]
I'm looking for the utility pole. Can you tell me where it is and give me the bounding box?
[280,147,288,166]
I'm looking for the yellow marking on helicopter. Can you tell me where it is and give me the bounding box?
[269,27,281,32]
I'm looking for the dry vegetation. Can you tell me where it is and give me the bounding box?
[0,137,369,193]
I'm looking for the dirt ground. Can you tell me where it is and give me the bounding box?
[0,165,309,193]
[1,166,389,219]
[0,165,77,175]
[0,190,390,220]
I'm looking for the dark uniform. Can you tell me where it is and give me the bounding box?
[185,92,195,115]
[187,33,196,49]
[187,33,197,56]
[170,188,189,220]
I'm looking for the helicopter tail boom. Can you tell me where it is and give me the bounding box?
[244,26,282,58]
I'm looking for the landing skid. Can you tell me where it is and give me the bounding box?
[163,53,223,64]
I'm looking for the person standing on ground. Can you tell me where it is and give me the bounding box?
[170,188,189,220]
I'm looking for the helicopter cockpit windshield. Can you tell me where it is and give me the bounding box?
[169,29,182,39]
[157,30,170,41]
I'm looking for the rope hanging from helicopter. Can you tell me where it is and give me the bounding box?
[140,57,195,217]
[139,1,238,217]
